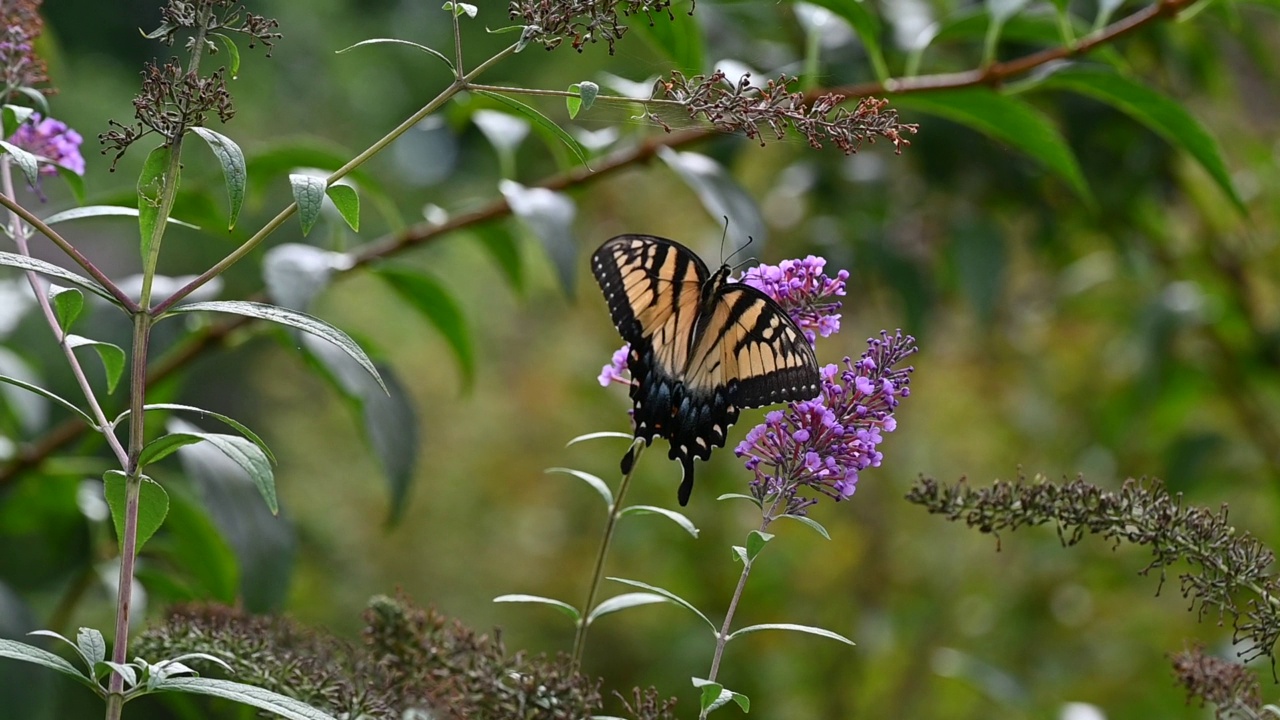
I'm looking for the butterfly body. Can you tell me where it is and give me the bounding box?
[592,234,821,505]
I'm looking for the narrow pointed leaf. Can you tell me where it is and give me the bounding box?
[476,90,589,167]
[50,287,83,332]
[114,403,276,463]
[138,145,175,263]
[171,432,276,515]
[607,576,716,631]
[0,251,114,302]
[499,180,578,295]
[155,677,341,720]
[727,622,854,644]
[586,592,669,625]
[325,184,360,231]
[796,0,889,80]
[0,638,96,689]
[493,594,582,621]
[103,470,170,553]
[891,89,1092,204]
[0,373,93,425]
[619,504,699,537]
[43,205,200,229]
[566,431,634,446]
[626,3,703,74]
[56,164,86,204]
[138,432,207,467]
[163,300,386,394]
[0,139,40,186]
[65,335,125,394]
[779,513,831,539]
[1029,64,1244,212]
[658,147,767,248]
[546,467,613,507]
[211,32,241,77]
[289,174,326,236]
[717,492,763,508]
[191,127,247,229]
[336,38,454,70]
[375,267,474,389]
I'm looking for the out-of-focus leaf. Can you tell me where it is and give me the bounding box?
[891,89,1092,204]
[794,0,889,80]
[190,127,246,230]
[626,0,703,74]
[261,243,353,311]
[151,484,239,603]
[475,91,588,168]
[0,251,113,302]
[289,173,326,236]
[0,369,88,426]
[211,32,241,77]
[65,336,125,394]
[1027,64,1244,212]
[374,266,475,389]
[951,219,1006,327]
[137,145,176,266]
[657,147,766,252]
[492,594,581,621]
[335,37,453,70]
[474,225,523,292]
[499,180,578,295]
[103,470,170,553]
[164,300,385,393]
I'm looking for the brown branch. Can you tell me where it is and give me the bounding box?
[0,0,1194,489]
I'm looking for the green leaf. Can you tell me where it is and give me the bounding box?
[289,173,326,236]
[167,431,277,515]
[607,576,716,632]
[190,127,247,230]
[56,164,86,205]
[335,38,453,71]
[156,485,240,603]
[627,0,703,74]
[727,622,855,645]
[75,627,106,667]
[657,147,766,249]
[717,492,763,508]
[138,432,207,467]
[1095,0,1126,28]
[795,0,888,81]
[475,225,523,292]
[138,145,176,266]
[50,287,83,332]
[100,661,137,688]
[115,403,277,464]
[43,205,200,229]
[745,530,773,562]
[163,300,386,394]
[566,431,634,446]
[499,180,578,295]
[692,678,750,713]
[890,89,1092,205]
[211,32,241,77]
[0,373,94,425]
[325,184,360,232]
[103,470,170,553]
[2,104,34,138]
[779,513,831,540]
[375,267,474,389]
[0,140,40,187]
[0,638,97,691]
[546,467,613,508]
[475,90,589,168]
[65,336,125,394]
[1028,64,1244,212]
[0,251,115,302]
[154,677,342,720]
[492,594,581,621]
[262,243,350,311]
[586,592,669,625]
[445,2,477,18]
[987,0,1032,24]
[619,504,699,538]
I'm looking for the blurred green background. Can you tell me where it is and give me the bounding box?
[2,0,1280,717]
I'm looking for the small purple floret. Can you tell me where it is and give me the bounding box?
[736,256,847,344]
[598,343,631,387]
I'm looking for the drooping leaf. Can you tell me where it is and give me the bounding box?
[499,180,578,295]
[375,267,474,388]
[793,0,889,80]
[657,147,767,250]
[0,372,92,425]
[607,576,716,632]
[102,470,170,553]
[492,594,582,622]
[586,592,670,625]
[565,431,634,446]
[114,403,276,464]
[42,205,200,230]
[0,638,96,690]
[745,530,773,561]
[325,184,360,232]
[0,251,113,302]
[626,0,704,74]
[153,677,341,720]
[335,37,453,71]
[618,505,699,537]
[137,432,207,468]
[289,173,326,236]
[261,243,352,311]
[65,336,125,394]
[778,513,831,539]
[726,622,855,645]
[475,90,589,168]
[211,32,241,77]
[180,432,276,515]
[190,127,246,230]
[163,300,386,393]
[890,89,1093,205]
[546,467,613,508]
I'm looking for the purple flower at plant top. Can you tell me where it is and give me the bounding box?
[736,255,848,344]
[7,113,84,176]
[735,330,916,516]
[598,343,631,387]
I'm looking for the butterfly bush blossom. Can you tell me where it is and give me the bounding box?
[736,331,916,515]
[7,113,85,176]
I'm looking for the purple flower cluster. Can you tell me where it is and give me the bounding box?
[735,331,916,515]
[598,344,631,387]
[8,113,84,175]
[736,255,847,343]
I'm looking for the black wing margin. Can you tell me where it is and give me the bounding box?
[590,234,710,346]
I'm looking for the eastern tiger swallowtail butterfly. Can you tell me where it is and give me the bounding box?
[592,234,822,505]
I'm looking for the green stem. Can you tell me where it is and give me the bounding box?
[153,42,520,315]
[570,441,643,670]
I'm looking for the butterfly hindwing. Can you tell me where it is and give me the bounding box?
[592,234,821,505]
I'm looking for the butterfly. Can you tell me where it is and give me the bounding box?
[591,234,821,506]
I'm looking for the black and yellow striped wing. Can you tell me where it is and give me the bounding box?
[592,234,821,505]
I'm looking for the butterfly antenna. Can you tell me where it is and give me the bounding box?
[718,216,732,264]
[727,235,756,273]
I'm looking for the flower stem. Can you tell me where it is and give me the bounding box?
[571,441,644,670]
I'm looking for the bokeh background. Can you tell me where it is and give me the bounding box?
[3,0,1280,717]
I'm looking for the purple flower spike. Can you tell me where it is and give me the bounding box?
[735,330,916,516]
[736,256,848,344]
[8,113,84,176]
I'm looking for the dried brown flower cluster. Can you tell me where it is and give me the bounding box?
[509,0,684,54]
[651,71,917,154]
[154,0,281,56]
[907,475,1280,663]
[100,59,234,166]
[0,0,49,98]
[1170,645,1262,719]
[133,596,678,720]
